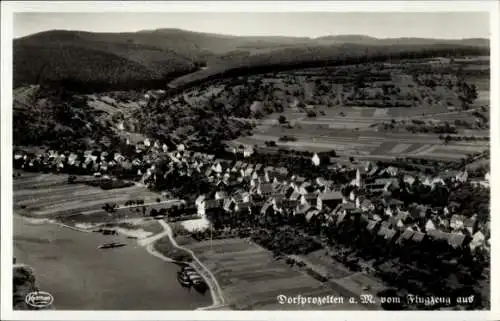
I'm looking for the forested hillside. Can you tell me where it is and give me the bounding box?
[14,29,489,93]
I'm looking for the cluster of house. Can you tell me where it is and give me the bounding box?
[140,148,491,255]
[13,139,176,176]
[13,140,491,255]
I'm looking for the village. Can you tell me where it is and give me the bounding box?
[13,133,490,309]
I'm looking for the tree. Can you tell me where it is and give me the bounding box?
[306,111,317,118]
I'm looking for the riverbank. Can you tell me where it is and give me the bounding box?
[13,215,212,310]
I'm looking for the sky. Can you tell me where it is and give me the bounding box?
[14,12,490,39]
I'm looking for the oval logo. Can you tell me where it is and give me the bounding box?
[25,291,53,308]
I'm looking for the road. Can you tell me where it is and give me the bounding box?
[139,219,226,310]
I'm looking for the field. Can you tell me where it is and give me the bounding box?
[13,172,172,225]
[233,101,489,161]
[184,238,379,310]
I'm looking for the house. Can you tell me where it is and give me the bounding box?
[440,170,459,181]
[448,201,460,212]
[357,198,375,212]
[263,171,271,183]
[205,199,222,211]
[387,198,404,208]
[366,220,379,233]
[377,227,398,242]
[264,166,274,172]
[244,166,254,177]
[289,191,302,202]
[366,165,379,177]
[298,182,312,195]
[425,219,437,232]
[365,182,386,194]
[396,228,415,245]
[233,160,243,170]
[385,206,394,217]
[450,214,466,230]
[296,203,312,216]
[334,202,357,215]
[295,176,306,183]
[430,177,446,189]
[386,166,399,177]
[403,175,416,186]
[284,185,296,199]
[319,191,343,209]
[233,192,251,204]
[438,217,450,229]
[305,194,322,210]
[455,170,468,183]
[260,202,274,216]
[352,168,362,187]
[427,230,450,243]
[223,198,236,212]
[274,167,289,178]
[469,231,486,251]
[305,210,320,223]
[214,191,227,200]
[196,200,206,217]
[349,190,357,202]
[388,217,406,230]
[336,212,348,226]
[464,216,478,235]
[312,153,320,166]
[395,210,411,223]
[270,197,284,212]
[411,231,426,243]
[205,168,214,177]
[448,232,468,249]
[257,183,274,197]
[410,204,428,218]
[316,177,327,187]
[375,177,398,189]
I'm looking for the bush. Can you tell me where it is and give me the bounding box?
[279,135,297,142]
[306,111,317,118]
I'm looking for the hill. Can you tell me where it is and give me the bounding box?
[167,43,489,90]
[314,35,489,47]
[14,29,489,92]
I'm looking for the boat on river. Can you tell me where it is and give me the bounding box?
[177,266,208,294]
[97,242,126,249]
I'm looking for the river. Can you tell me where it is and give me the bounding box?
[13,215,212,310]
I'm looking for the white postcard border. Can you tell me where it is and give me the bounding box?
[1,1,499,320]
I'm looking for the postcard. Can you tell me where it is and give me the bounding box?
[1,1,498,320]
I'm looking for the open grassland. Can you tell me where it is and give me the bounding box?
[13,173,162,222]
[184,238,374,310]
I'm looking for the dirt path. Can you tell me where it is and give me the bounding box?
[139,220,226,310]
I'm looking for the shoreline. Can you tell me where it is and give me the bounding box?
[14,213,224,311]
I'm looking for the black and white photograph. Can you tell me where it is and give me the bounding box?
[1,1,498,320]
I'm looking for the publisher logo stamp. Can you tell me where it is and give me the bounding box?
[25,291,53,308]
